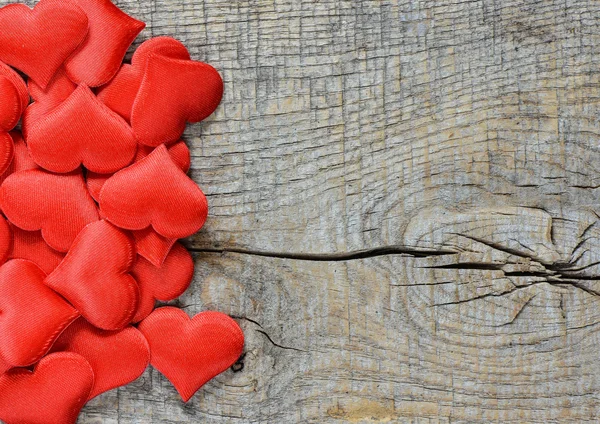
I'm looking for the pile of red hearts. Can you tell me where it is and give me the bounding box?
[0,0,245,422]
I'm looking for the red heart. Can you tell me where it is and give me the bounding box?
[97,36,191,122]
[132,227,177,268]
[86,139,190,202]
[45,220,139,330]
[0,215,12,266]
[0,131,38,188]
[0,0,89,88]
[28,67,77,112]
[0,132,14,178]
[131,242,194,323]
[0,352,94,424]
[26,84,138,174]
[100,144,208,239]
[0,356,11,376]
[139,308,244,402]
[0,75,23,132]
[0,62,29,112]
[0,260,79,367]
[131,53,223,146]
[50,318,150,400]
[64,0,145,87]
[8,223,65,275]
[0,168,99,252]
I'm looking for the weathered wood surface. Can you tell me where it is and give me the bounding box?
[5,0,600,422]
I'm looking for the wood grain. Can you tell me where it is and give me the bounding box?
[4,0,600,422]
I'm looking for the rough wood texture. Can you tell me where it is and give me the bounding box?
[4,0,600,422]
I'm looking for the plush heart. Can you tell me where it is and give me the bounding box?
[0,0,89,88]
[132,54,223,146]
[50,318,150,400]
[28,67,77,109]
[0,131,38,187]
[97,36,191,122]
[26,84,138,174]
[64,0,145,87]
[0,132,14,178]
[0,168,99,252]
[86,140,191,202]
[131,243,194,322]
[45,220,139,330]
[8,224,65,275]
[0,75,23,132]
[0,215,12,266]
[100,144,208,239]
[0,352,94,424]
[0,61,29,112]
[132,227,177,268]
[0,260,80,367]
[138,307,244,402]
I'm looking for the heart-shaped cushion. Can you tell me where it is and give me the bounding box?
[0,259,80,367]
[8,223,65,275]
[0,75,23,132]
[64,0,145,87]
[50,318,150,400]
[0,132,14,179]
[0,215,12,266]
[0,61,29,112]
[45,220,139,330]
[0,352,94,424]
[131,243,194,322]
[132,227,177,268]
[0,0,89,88]
[97,36,191,122]
[0,168,100,252]
[26,84,138,174]
[138,307,244,402]
[0,131,38,188]
[100,144,208,239]
[131,53,223,146]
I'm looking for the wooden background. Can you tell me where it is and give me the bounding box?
[6,0,600,422]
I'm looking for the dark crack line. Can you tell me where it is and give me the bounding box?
[256,330,306,353]
[494,294,537,327]
[187,245,457,261]
[449,233,549,264]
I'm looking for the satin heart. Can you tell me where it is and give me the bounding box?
[50,318,149,400]
[97,36,191,122]
[0,75,23,132]
[0,131,38,187]
[0,0,89,88]
[26,84,138,174]
[0,61,29,112]
[45,220,139,330]
[0,352,93,424]
[139,307,244,402]
[64,0,145,87]
[8,224,65,275]
[28,67,77,110]
[0,356,11,376]
[132,54,223,146]
[0,215,12,266]
[100,144,208,239]
[132,227,177,268]
[0,132,14,178]
[0,260,79,366]
[131,243,194,322]
[86,140,190,202]
[0,168,99,252]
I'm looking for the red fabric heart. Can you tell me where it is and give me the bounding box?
[0,0,89,88]
[0,75,23,132]
[132,227,177,268]
[0,132,14,178]
[131,243,194,323]
[0,259,79,367]
[86,140,190,203]
[0,62,29,112]
[0,131,38,188]
[8,224,65,275]
[131,53,223,146]
[45,220,139,330]
[26,84,138,174]
[0,356,11,376]
[0,352,94,424]
[100,144,208,239]
[64,0,145,87]
[50,318,149,400]
[97,36,191,122]
[0,168,99,252]
[139,307,244,402]
[0,215,12,266]
[28,66,77,110]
